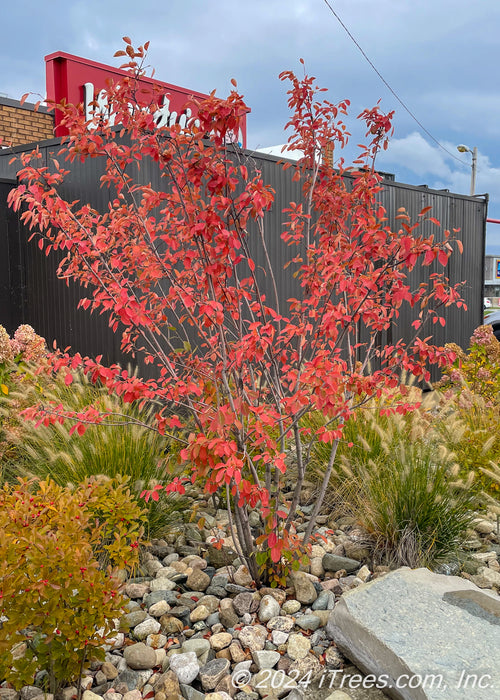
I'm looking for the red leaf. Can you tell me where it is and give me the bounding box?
[438,250,448,266]
[270,546,282,563]
[418,206,433,217]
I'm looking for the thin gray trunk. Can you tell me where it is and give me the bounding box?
[303,438,340,544]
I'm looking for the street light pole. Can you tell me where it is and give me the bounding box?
[457,144,477,196]
[470,146,477,197]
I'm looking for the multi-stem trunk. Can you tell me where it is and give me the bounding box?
[231,497,261,586]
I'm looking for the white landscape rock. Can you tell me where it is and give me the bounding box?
[148,577,178,592]
[132,617,161,640]
[258,594,281,622]
[287,633,311,660]
[168,651,200,684]
[472,518,496,535]
[326,567,500,700]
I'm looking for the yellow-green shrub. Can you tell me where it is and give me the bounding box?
[0,476,145,693]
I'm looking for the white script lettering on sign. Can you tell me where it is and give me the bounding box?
[83,82,242,145]
[83,82,200,130]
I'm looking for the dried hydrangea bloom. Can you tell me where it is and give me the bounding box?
[9,339,22,357]
[444,342,465,361]
[449,368,463,383]
[23,336,46,362]
[0,325,13,363]
[13,324,37,346]
[12,324,46,362]
[476,367,492,381]
[470,324,497,350]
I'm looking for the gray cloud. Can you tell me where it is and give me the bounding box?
[2,0,500,250]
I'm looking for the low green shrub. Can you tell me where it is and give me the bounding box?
[0,476,145,694]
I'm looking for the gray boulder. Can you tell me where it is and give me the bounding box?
[326,567,500,700]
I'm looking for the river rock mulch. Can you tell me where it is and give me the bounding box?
[1,497,499,700]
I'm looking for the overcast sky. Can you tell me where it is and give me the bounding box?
[3,0,500,252]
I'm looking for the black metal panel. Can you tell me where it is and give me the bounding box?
[0,141,128,365]
[0,180,24,334]
[0,138,487,374]
[375,180,485,354]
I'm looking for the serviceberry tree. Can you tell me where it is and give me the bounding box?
[9,40,464,585]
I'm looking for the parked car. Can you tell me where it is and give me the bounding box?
[484,297,492,309]
[485,309,500,341]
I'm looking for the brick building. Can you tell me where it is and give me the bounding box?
[0,96,54,147]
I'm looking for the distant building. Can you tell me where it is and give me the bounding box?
[255,143,396,181]
[0,96,53,148]
[1,50,247,150]
[484,255,500,300]
[255,144,305,160]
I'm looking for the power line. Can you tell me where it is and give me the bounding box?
[321,0,469,167]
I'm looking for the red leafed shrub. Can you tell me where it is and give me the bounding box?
[8,39,464,585]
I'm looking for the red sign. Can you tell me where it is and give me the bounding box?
[45,51,247,147]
